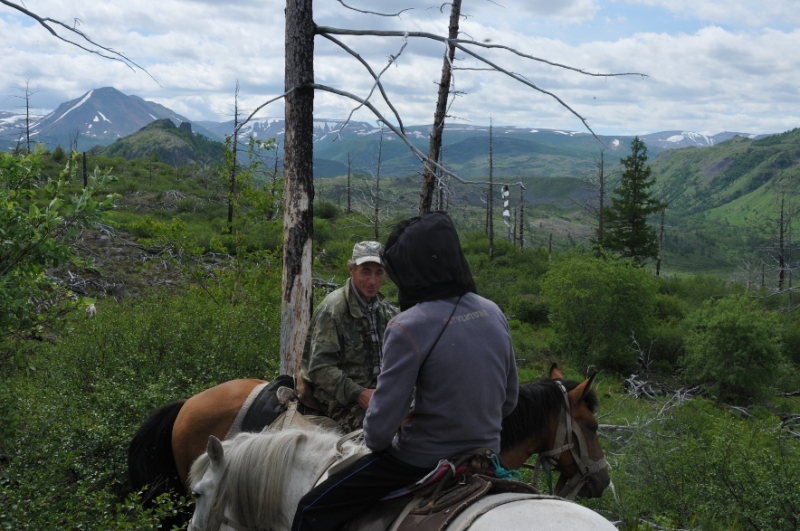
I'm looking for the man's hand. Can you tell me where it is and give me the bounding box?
[358,389,374,410]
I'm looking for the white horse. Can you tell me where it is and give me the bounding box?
[187,426,616,531]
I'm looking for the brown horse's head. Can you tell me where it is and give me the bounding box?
[500,364,610,499]
[548,364,610,499]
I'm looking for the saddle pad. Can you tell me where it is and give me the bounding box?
[395,477,492,531]
[444,493,562,531]
[238,374,295,434]
[340,497,417,531]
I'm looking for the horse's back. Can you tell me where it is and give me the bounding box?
[447,494,616,531]
[172,378,266,484]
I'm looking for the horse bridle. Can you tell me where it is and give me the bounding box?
[527,381,609,500]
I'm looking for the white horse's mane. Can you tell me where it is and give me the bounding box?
[189,426,362,531]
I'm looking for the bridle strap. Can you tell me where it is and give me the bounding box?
[533,381,609,500]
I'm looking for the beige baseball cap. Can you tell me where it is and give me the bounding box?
[351,241,383,265]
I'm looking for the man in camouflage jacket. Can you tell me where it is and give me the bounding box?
[300,241,398,432]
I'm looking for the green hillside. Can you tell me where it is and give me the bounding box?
[652,128,800,222]
[101,118,225,166]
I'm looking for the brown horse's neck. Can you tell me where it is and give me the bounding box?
[499,435,547,471]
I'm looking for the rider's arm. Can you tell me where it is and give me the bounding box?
[362,320,418,452]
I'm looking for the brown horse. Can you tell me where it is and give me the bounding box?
[128,365,609,523]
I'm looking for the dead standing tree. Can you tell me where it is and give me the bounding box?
[6,0,645,376]
[419,0,462,215]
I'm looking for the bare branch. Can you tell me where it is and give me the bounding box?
[316,26,646,143]
[453,43,600,141]
[336,0,412,17]
[319,33,408,138]
[316,27,645,78]
[310,82,526,191]
[1,0,157,84]
[233,87,298,136]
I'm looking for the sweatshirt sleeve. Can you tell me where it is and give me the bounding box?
[363,320,419,452]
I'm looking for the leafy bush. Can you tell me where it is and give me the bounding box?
[681,295,783,401]
[315,200,340,219]
[781,315,800,366]
[607,399,800,530]
[647,321,686,370]
[541,253,658,373]
[1,148,114,362]
[509,294,549,325]
[0,267,281,529]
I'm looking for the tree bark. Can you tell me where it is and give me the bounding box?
[656,205,665,276]
[346,152,352,213]
[281,0,315,376]
[488,120,494,260]
[227,82,239,231]
[519,185,525,250]
[418,0,461,214]
[374,128,383,240]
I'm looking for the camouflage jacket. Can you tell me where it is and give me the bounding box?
[301,278,398,410]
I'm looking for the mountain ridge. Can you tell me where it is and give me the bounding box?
[0,87,776,179]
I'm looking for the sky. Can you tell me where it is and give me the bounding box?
[1,0,799,136]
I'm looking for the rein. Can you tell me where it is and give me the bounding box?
[525,381,609,500]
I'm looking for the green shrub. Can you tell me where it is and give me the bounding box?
[606,399,800,530]
[509,294,549,325]
[541,253,658,373]
[647,321,685,369]
[0,266,281,529]
[781,316,800,366]
[316,200,340,219]
[681,295,783,401]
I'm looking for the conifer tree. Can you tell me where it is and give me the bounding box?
[600,136,662,265]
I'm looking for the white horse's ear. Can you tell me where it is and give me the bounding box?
[207,435,224,467]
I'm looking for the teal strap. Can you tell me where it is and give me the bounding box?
[490,453,523,481]
[539,455,554,494]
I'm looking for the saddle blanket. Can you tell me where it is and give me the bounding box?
[343,475,543,531]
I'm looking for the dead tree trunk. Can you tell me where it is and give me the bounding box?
[24,81,33,154]
[656,205,666,276]
[779,194,786,291]
[519,185,525,250]
[597,151,605,244]
[488,120,494,260]
[281,0,315,376]
[227,82,240,231]
[374,128,383,240]
[346,152,352,214]
[418,0,461,214]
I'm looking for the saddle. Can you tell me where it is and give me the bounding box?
[342,452,540,531]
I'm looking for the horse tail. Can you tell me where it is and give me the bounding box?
[128,400,186,501]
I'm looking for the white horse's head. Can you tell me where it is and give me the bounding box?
[187,427,357,531]
[187,435,226,531]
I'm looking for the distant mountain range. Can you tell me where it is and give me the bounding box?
[0,87,772,178]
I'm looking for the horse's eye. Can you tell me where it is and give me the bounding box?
[191,490,202,498]
[587,424,599,433]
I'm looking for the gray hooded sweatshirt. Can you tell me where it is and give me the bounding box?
[363,292,518,468]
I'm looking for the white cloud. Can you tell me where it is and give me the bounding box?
[1,1,799,136]
[621,0,800,26]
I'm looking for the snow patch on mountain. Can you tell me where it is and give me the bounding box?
[53,90,94,124]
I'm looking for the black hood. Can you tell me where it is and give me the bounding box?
[381,211,477,311]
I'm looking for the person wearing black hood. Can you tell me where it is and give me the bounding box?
[291,212,518,531]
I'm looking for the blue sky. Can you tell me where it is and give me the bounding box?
[1,0,799,136]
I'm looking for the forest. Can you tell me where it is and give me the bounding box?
[1,139,799,530]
